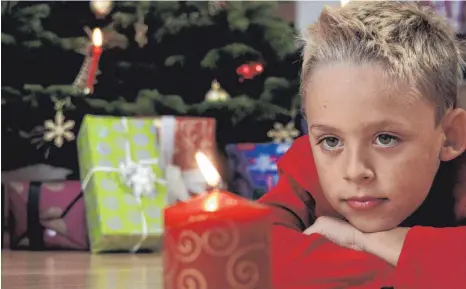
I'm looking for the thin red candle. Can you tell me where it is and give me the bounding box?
[163,152,272,289]
[86,28,103,94]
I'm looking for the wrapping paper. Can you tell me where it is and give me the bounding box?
[156,116,217,204]
[5,181,88,250]
[225,142,292,199]
[77,115,167,253]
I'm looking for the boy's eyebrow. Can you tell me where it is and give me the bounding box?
[308,124,341,134]
[309,120,409,134]
[362,120,410,131]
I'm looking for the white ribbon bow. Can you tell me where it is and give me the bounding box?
[119,143,158,199]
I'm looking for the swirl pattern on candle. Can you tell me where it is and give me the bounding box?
[202,220,240,257]
[176,268,208,289]
[226,243,266,289]
[176,230,203,263]
[164,235,178,281]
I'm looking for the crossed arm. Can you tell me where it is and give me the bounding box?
[259,173,466,289]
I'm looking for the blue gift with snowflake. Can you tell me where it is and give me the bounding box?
[225,142,291,200]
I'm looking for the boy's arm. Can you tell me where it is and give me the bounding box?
[258,170,315,231]
[259,173,387,289]
[365,226,466,289]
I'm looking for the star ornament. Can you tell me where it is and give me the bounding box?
[267,122,300,143]
[43,111,76,148]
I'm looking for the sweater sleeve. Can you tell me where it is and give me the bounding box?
[258,173,389,289]
[258,171,315,231]
[393,226,466,289]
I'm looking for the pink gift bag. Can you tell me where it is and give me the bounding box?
[6,181,88,250]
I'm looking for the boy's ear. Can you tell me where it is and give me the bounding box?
[440,108,466,161]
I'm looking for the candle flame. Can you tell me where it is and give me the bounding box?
[195,152,221,187]
[204,191,219,212]
[91,0,113,16]
[340,0,350,6]
[92,28,103,47]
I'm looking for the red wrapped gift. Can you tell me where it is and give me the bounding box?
[6,181,88,250]
[156,116,218,204]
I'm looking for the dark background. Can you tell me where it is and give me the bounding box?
[1,1,305,178]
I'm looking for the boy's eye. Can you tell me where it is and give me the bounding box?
[319,136,343,150]
[375,134,398,147]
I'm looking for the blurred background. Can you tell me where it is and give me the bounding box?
[2,1,466,199]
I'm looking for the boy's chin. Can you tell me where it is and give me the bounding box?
[347,218,400,233]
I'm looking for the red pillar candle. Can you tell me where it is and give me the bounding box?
[163,152,272,289]
[86,28,103,94]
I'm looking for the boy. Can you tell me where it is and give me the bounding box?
[259,2,466,288]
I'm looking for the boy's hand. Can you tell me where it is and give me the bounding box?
[303,216,366,251]
[303,216,410,266]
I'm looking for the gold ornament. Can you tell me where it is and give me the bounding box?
[43,111,76,148]
[205,80,230,102]
[267,122,300,143]
[20,97,76,158]
[90,0,113,18]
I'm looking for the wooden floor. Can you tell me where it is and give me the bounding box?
[1,250,163,289]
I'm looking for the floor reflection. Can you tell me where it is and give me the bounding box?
[1,251,162,289]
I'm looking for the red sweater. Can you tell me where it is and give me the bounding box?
[259,136,466,289]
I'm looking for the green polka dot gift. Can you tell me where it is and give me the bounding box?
[77,115,167,253]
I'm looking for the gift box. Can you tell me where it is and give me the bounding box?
[77,115,167,253]
[5,181,88,250]
[156,116,218,204]
[225,142,292,199]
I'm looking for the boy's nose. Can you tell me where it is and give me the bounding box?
[343,150,375,184]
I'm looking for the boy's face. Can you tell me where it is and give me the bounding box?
[304,63,444,233]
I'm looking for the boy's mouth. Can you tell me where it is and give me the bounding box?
[344,196,389,210]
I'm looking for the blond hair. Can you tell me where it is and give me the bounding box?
[300,1,465,122]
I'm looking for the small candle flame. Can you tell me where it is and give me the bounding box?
[340,0,350,6]
[92,28,103,47]
[196,152,221,212]
[195,152,221,188]
[204,192,219,212]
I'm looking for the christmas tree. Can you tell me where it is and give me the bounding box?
[1,1,302,175]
